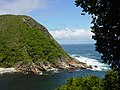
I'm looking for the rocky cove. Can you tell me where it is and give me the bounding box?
[0,14,92,75]
[0,44,109,90]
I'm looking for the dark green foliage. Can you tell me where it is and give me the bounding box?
[75,0,120,70]
[56,76,102,90]
[0,14,70,67]
[56,70,120,90]
[102,70,120,90]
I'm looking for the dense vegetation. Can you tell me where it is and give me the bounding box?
[56,70,120,90]
[0,15,70,68]
[75,0,120,70]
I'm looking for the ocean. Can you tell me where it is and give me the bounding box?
[0,44,110,90]
[62,44,110,71]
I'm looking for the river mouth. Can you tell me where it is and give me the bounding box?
[0,69,107,90]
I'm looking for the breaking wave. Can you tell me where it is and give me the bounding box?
[71,54,111,71]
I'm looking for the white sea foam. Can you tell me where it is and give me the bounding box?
[0,67,17,75]
[71,54,110,71]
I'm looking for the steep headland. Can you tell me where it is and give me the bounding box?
[0,15,88,74]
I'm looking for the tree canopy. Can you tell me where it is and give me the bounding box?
[75,0,120,70]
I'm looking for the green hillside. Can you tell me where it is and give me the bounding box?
[0,15,75,73]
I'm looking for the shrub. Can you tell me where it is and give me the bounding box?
[56,70,120,90]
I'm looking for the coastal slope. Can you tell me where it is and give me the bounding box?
[0,15,88,74]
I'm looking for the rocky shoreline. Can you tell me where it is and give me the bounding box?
[0,59,92,75]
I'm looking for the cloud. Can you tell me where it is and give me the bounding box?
[49,28,95,44]
[0,0,48,14]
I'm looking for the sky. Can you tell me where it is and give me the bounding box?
[0,0,95,44]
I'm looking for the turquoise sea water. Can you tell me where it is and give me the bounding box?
[0,44,109,90]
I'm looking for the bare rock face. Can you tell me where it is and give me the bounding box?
[0,14,88,74]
